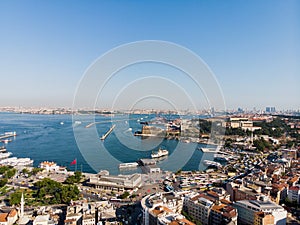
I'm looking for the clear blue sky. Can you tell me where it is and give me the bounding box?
[0,0,299,110]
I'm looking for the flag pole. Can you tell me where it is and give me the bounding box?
[75,158,77,172]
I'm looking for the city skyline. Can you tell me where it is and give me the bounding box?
[0,1,299,110]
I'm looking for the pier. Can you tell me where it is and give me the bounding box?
[199,147,220,153]
[100,124,116,140]
[0,132,17,140]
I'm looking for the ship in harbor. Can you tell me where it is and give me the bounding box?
[214,154,229,162]
[0,157,33,167]
[1,139,12,144]
[151,148,169,159]
[0,146,7,153]
[203,160,222,168]
[118,162,139,169]
[0,152,12,159]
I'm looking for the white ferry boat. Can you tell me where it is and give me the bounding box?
[203,160,222,168]
[0,152,12,159]
[0,157,33,167]
[0,146,7,153]
[214,154,229,162]
[151,148,169,159]
[118,162,139,169]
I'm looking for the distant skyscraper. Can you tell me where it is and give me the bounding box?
[266,107,276,113]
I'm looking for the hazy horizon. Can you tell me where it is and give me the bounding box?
[1,1,299,110]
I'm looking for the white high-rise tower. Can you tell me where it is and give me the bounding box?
[20,192,24,218]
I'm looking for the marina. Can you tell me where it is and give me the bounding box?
[0,113,213,174]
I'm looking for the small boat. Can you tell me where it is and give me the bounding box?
[60,122,64,125]
[1,139,12,144]
[151,148,169,159]
[0,146,7,153]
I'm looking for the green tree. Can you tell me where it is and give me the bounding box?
[22,168,30,174]
[9,190,23,205]
[0,178,8,188]
[0,166,11,175]
[34,178,79,205]
[120,191,130,199]
[4,168,16,179]
[64,171,82,184]
[31,168,44,175]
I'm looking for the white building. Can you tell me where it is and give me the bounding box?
[0,209,18,225]
[141,192,189,225]
[82,214,95,225]
[39,161,66,173]
[234,195,287,225]
[88,172,142,192]
[33,215,50,225]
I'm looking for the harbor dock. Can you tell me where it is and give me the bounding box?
[199,147,220,153]
[0,131,17,140]
[100,124,116,140]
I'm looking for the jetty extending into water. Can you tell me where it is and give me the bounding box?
[100,125,116,140]
[0,132,17,140]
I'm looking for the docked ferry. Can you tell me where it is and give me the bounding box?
[151,148,169,159]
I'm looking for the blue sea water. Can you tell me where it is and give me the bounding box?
[0,112,215,175]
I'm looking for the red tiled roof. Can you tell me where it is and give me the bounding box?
[0,213,8,223]
[207,191,219,198]
[289,177,299,183]
[289,186,300,191]
[8,209,17,217]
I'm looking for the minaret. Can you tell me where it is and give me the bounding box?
[20,192,24,218]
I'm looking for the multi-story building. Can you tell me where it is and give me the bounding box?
[207,188,231,202]
[271,183,288,204]
[234,195,287,225]
[266,107,276,113]
[210,203,238,225]
[254,212,275,225]
[149,205,194,225]
[287,185,300,204]
[141,192,192,225]
[183,193,214,225]
[88,172,142,192]
[226,182,259,202]
[82,214,95,225]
